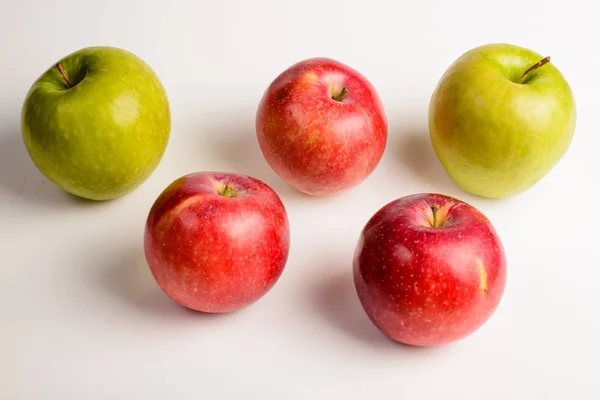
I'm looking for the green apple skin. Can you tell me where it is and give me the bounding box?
[21,46,171,201]
[428,43,576,199]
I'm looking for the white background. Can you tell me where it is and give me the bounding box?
[1,0,598,398]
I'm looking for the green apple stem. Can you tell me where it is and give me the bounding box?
[331,87,348,102]
[431,204,440,228]
[518,56,551,84]
[56,63,74,88]
[218,184,238,198]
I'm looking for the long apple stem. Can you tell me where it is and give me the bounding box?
[518,56,551,84]
[56,63,74,88]
[331,87,348,102]
[431,204,440,228]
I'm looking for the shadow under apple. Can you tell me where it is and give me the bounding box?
[392,128,463,197]
[198,119,309,201]
[312,266,393,348]
[0,130,76,207]
[0,119,113,208]
[96,245,228,320]
[312,262,463,356]
[392,128,515,211]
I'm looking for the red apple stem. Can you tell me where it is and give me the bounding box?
[518,56,551,84]
[56,63,74,88]
[331,87,348,102]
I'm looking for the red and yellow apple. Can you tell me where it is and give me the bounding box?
[256,57,387,196]
[144,172,290,313]
[353,193,507,346]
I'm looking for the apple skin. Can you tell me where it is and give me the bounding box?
[256,57,387,196]
[353,193,507,346]
[144,172,290,313]
[429,43,576,199]
[21,46,170,201]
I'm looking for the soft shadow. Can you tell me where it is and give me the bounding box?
[0,132,75,207]
[393,130,509,209]
[393,129,462,196]
[314,268,457,354]
[0,124,109,208]
[98,246,227,320]
[200,121,305,201]
[313,268,394,348]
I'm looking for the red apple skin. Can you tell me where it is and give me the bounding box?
[353,193,507,346]
[256,57,387,196]
[144,172,290,313]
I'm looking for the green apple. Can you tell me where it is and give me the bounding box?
[21,46,171,201]
[428,43,576,199]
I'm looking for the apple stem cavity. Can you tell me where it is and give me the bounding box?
[430,204,442,228]
[217,184,239,198]
[331,87,348,102]
[55,63,74,88]
[518,56,551,84]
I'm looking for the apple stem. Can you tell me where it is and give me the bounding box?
[431,204,440,228]
[218,184,238,198]
[518,56,551,84]
[331,87,348,102]
[56,63,74,88]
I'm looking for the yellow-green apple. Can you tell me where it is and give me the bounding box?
[353,193,507,346]
[429,43,576,199]
[256,57,387,196]
[21,46,171,201]
[144,172,290,313]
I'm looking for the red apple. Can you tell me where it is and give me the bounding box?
[256,57,387,196]
[353,193,507,346]
[144,172,290,313]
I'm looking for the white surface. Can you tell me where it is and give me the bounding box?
[1,0,599,398]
